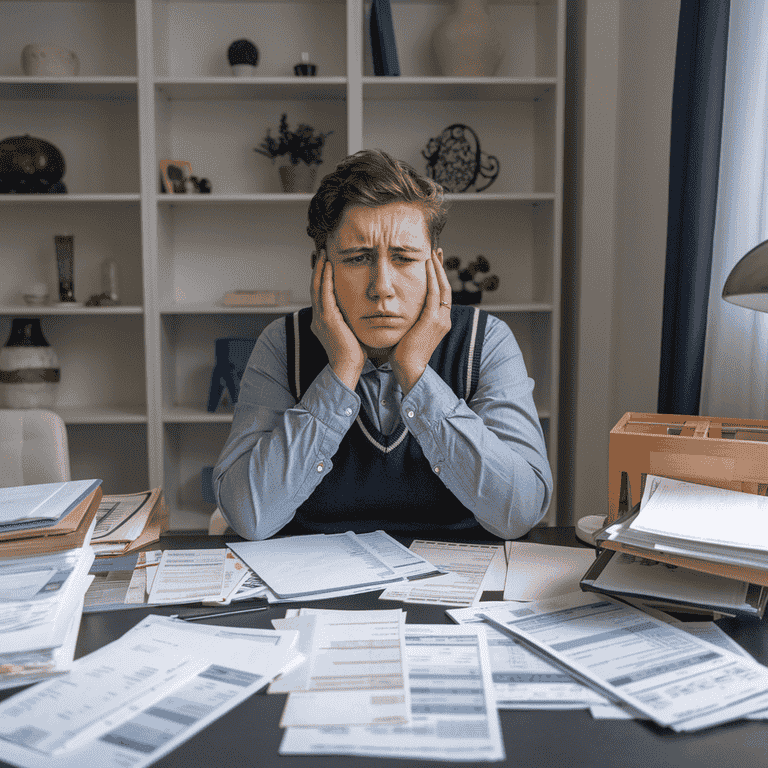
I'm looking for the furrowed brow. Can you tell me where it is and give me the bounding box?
[336,245,421,254]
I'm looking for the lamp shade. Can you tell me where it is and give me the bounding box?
[722,239,768,312]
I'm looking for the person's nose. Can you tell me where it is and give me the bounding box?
[367,256,395,300]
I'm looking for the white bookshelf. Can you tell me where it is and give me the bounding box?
[0,0,565,529]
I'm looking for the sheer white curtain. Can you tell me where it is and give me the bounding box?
[700,2,768,418]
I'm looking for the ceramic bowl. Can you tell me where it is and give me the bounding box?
[21,44,80,77]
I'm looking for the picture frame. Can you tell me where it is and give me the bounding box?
[160,159,192,194]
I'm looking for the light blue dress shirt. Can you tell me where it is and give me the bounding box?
[213,312,552,540]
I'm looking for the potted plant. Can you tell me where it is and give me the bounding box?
[227,39,259,76]
[445,255,500,305]
[254,113,333,193]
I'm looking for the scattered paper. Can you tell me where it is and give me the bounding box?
[503,542,597,601]
[0,615,301,768]
[147,548,228,604]
[229,531,403,599]
[379,540,500,606]
[279,624,505,762]
[447,603,608,710]
[275,608,409,727]
[479,592,768,732]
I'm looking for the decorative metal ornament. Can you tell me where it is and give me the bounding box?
[0,134,65,193]
[422,124,499,193]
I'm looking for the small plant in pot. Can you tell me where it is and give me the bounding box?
[445,255,500,305]
[227,38,259,76]
[254,113,333,193]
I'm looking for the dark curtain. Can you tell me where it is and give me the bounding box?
[657,0,730,415]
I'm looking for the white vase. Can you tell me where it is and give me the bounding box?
[432,0,503,77]
[21,44,80,76]
[230,64,256,77]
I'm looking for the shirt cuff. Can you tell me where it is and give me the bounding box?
[300,364,360,435]
[400,365,459,437]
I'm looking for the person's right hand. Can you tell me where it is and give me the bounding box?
[310,250,367,390]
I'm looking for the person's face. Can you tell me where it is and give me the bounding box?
[325,202,443,361]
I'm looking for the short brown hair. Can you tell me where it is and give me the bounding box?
[307,150,448,264]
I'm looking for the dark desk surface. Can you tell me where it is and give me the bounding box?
[3,528,768,768]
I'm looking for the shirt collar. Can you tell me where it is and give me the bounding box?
[362,359,393,373]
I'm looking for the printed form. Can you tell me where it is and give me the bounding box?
[146,548,229,604]
[479,592,768,732]
[229,531,403,599]
[0,615,301,768]
[279,624,505,762]
[0,546,95,655]
[379,540,500,606]
[272,608,409,727]
[447,603,608,710]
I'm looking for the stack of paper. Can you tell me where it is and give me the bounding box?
[0,480,102,558]
[89,488,167,558]
[83,548,267,612]
[0,615,303,768]
[597,474,768,593]
[581,549,767,618]
[0,480,103,689]
[229,530,443,602]
[0,545,96,690]
[271,608,505,762]
[270,608,409,726]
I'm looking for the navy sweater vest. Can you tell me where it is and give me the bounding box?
[280,305,489,536]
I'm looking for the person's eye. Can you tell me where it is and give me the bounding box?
[394,255,418,264]
[344,253,371,264]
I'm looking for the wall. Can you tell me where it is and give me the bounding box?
[561,0,680,524]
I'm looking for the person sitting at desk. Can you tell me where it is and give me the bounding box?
[213,149,552,540]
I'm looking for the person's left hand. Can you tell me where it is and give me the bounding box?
[390,252,452,396]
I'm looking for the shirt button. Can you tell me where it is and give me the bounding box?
[316,462,324,472]
[407,410,415,418]
[433,465,441,474]
[345,407,353,416]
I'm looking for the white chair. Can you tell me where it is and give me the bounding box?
[0,409,71,487]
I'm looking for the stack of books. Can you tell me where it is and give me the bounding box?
[586,474,768,618]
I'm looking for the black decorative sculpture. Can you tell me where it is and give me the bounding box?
[0,134,66,193]
[227,39,259,68]
[422,124,499,193]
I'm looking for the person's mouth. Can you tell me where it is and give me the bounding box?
[362,313,405,326]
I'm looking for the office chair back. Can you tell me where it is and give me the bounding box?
[0,409,71,487]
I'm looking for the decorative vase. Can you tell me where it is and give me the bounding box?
[279,164,316,193]
[432,0,503,77]
[0,318,60,408]
[54,234,76,303]
[230,64,256,77]
[21,44,80,77]
[227,39,259,75]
